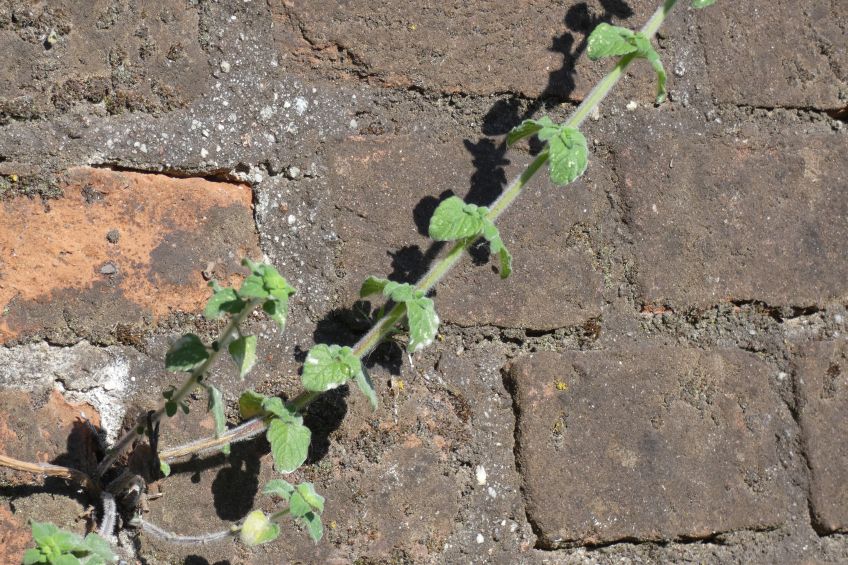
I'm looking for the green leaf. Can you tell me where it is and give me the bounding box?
[30,521,60,547]
[261,397,300,422]
[238,274,268,300]
[547,127,589,185]
[240,510,280,546]
[691,0,716,8]
[302,512,323,543]
[354,365,378,410]
[239,391,266,419]
[301,344,361,392]
[258,264,295,303]
[159,460,171,477]
[262,298,289,331]
[406,297,439,353]
[428,196,485,241]
[204,287,245,320]
[382,281,420,304]
[295,483,325,514]
[288,489,312,518]
[165,334,209,372]
[587,22,638,60]
[81,533,116,563]
[360,276,390,298]
[263,479,295,501]
[207,385,230,455]
[481,219,512,278]
[266,418,311,473]
[634,34,667,104]
[165,400,177,417]
[228,335,258,379]
[506,116,555,146]
[52,555,81,565]
[22,548,46,565]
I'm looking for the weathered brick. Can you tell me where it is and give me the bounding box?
[795,339,848,533]
[509,347,792,546]
[328,135,606,330]
[0,0,209,122]
[273,0,665,100]
[699,0,847,110]
[612,113,848,309]
[0,167,259,343]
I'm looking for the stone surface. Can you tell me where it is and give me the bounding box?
[611,110,848,309]
[0,0,209,123]
[273,0,673,100]
[509,347,793,546]
[0,167,258,343]
[699,0,848,110]
[794,339,848,534]
[328,134,606,330]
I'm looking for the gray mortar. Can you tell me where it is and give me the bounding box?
[0,341,146,443]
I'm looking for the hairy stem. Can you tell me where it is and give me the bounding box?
[138,517,235,544]
[0,454,99,494]
[96,299,262,478]
[155,0,681,459]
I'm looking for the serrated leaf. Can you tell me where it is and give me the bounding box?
[261,397,300,423]
[238,274,268,299]
[266,418,311,473]
[355,366,378,410]
[288,489,312,518]
[81,533,116,563]
[258,264,295,303]
[207,385,230,455]
[692,0,716,8]
[302,512,323,542]
[165,400,177,417]
[295,483,325,513]
[587,22,638,60]
[406,297,439,353]
[30,521,59,546]
[239,390,266,419]
[360,276,390,298]
[481,219,512,279]
[22,548,45,565]
[547,127,589,185]
[159,460,171,477]
[302,344,361,392]
[506,116,555,146]
[165,334,209,372]
[240,510,280,546]
[262,298,289,331]
[204,287,245,320]
[229,335,258,379]
[263,479,295,501]
[428,196,485,241]
[383,281,420,304]
[639,39,667,103]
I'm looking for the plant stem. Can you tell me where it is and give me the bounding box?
[156,0,681,459]
[96,300,261,478]
[0,454,99,494]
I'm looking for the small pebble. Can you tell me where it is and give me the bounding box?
[100,262,117,275]
[475,465,487,485]
[286,166,301,179]
[220,61,231,73]
[476,533,484,544]
[106,229,120,244]
[626,100,638,111]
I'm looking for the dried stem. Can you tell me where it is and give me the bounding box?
[0,454,99,495]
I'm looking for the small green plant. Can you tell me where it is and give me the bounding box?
[0,0,718,560]
[23,522,116,565]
